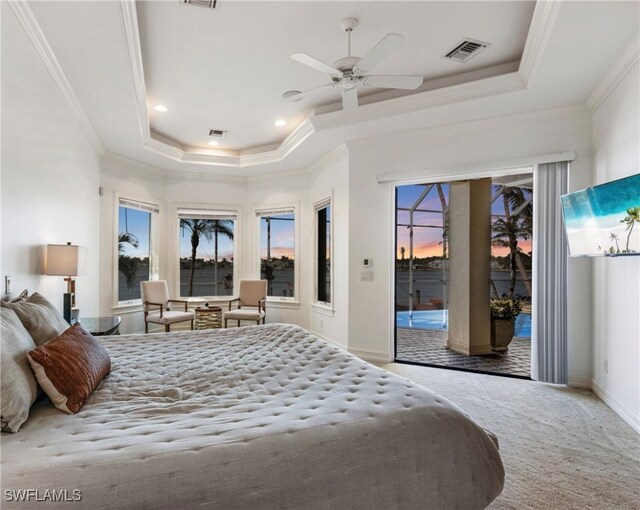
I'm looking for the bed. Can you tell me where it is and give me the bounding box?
[1,323,504,509]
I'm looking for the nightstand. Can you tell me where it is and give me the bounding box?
[79,316,121,336]
[194,306,222,329]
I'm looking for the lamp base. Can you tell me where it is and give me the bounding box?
[63,292,73,324]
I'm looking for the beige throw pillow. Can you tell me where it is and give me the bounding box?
[27,323,111,414]
[1,292,69,345]
[1,308,39,432]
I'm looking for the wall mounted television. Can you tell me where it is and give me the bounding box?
[561,173,640,257]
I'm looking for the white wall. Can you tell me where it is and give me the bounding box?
[99,154,168,333]
[99,153,248,333]
[346,110,595,382]
[246,169,311,327]
[100,149,353,339]
[591,61,640,433]
[308,150,350,348]
[1,5,100,316]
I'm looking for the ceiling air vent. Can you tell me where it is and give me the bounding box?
[208,129,228,138]
[181,0,219,10]
[443,38,490,63]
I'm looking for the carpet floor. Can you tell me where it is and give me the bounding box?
[377,362,640,510]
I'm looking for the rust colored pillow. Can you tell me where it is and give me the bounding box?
[27,323,111,414]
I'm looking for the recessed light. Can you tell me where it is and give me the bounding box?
[153,105,168,113]
[274,119,287,127]
[207,140,219,147]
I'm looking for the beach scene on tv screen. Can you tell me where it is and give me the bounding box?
[561,173,640,257]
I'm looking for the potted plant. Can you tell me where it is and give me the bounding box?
[490,297,523,352]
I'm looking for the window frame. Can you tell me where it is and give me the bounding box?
[113,193,160,307]
[173,202,242,302]
[254,203,299,304]
[312,194,334,311]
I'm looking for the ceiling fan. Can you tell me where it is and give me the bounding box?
[283,18,424,113]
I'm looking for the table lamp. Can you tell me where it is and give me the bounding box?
[46,242,87,324]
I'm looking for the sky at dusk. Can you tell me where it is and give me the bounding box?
[260,214,295,260]
[179,220,235,260]
[119,207,151,258]
[396,183,532,259]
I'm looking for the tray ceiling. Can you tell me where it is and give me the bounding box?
[16,0,640,175]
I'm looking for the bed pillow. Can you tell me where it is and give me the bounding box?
[10,289,29,302]
[1,292,69,345]
[1,308,39,432]
[27,323,111,414]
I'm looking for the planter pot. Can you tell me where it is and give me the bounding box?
[491,318,515,352]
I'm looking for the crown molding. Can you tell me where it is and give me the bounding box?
[587,32,640,112]
[376,151,575,185]
[347,103,588,152]
[102,151,169,181]
[308,144,349,175]
[311,71,526,132]
[247,166,311,184]
[8,0,105,155]
[118,0,150,143]
[518,0,562,85]
[102,151,248,184]
[141,119,314,168]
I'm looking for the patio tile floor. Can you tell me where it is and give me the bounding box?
[396,328,531,378]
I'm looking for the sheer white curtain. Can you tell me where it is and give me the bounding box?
[531,161,569,384]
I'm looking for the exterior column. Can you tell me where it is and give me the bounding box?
[447,178,492,355]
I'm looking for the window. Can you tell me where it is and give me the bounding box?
[117,198,159,304]
[178,208,237,298]
[315,198,332,304]
[256,207,296,300]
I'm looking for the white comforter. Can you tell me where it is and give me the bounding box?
[1,324,504,509]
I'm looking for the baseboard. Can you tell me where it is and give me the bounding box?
[308,330,348,350]
[348,347,393,363]
[568,376,592,389]
[591,379,640,434]
[308,330,392,363]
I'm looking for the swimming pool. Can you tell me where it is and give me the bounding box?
[396,310,531,338]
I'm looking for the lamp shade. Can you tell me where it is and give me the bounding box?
[46,243,87,276]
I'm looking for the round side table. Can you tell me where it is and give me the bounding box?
[79,316,121,336]
[194,306,222,330]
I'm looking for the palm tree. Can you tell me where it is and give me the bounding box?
[180,219,215,297]
[118,233,140,289]
[609,232,620,253]
[261,259,275,294]
[497,187,533,297]
[491,215,531,299]
[211,220,234,295]
[400,246,406,271]
[621,206,640,252]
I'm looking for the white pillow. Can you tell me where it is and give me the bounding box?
[0,308,39,432]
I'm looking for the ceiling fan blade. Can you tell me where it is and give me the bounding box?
[291,53,342,76]
[282,83,335,102]
[342,87,358,112]
[354,33,405,74]
[362,75,424,90]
